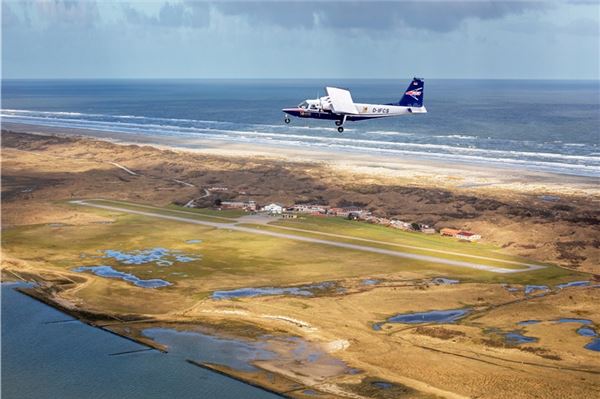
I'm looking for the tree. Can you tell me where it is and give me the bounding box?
[214,198,222,207]
[411,222,421,231]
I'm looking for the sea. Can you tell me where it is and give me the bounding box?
[1,79,599,177]
[1,283,279,399]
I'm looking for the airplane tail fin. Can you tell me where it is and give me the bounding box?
[398,78,424,107]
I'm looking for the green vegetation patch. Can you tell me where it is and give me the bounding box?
[166,204,247,219]
[271,216,528,261]
[84,199,238,223]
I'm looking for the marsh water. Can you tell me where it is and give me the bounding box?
[212,281,336,299]
[1,283,279,398]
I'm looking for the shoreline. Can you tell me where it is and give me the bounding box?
[3,279,348,398]
[1,281,292,399]
[3,122,598,198]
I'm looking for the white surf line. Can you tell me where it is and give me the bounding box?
[256,224,546,270]
[70,200,542,274]
[108,162,138,176]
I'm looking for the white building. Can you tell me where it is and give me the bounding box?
[221,200,256,211]
[292,204,329,214]
[390,220,412,230]
[262,203,284,214]
[455,231,481,241]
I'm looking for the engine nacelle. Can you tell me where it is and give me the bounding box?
[319,96,332,111]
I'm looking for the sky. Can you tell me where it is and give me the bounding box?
[2,0,599,79]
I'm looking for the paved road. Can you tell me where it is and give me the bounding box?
[71,200,544,274]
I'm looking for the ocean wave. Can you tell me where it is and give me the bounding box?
[1,108,354,132]
[433,134,478,140]
[3,110,599,177]
[367,130,414,136]
[4,113,600,164]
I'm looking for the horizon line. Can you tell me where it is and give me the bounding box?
[2,77,599,81]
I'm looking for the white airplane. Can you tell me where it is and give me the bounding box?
[282,77,426,133]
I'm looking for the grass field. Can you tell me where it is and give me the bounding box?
[271,216,531,261]
[238,224,539,271]
[89,199,238,223]
[166,204,247,219]
[2,200,584,297]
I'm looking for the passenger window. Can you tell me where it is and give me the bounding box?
[310,104,317,110]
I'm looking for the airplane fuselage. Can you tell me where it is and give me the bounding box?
[282,102,424,122]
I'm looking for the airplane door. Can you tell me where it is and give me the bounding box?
[308,103,320,118]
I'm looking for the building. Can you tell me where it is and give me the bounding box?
[440,228,461,237]
[221,200,257,211]
[455,231,481,241]
[291,204,329,214]
[390,220,412,230]
[262,203,284,214]
[281,212,298,219]
[329,207,369,219]
[421,227,436,234]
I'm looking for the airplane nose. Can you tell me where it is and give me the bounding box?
[282,108,299,115]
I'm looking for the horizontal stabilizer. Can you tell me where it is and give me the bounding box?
[325,87,358,115]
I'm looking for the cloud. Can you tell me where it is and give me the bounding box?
[1,2,20,28]
[3,0,100,28]
[560,17,600,36]
[123,1,209,28]
[36,0,100,27]
[213,1,548,33]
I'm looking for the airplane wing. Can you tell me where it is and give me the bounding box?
[325,87,358,115]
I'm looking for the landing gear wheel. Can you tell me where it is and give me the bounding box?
[284,118,291,124]
[335,120,342,126]
[337,126,344,133]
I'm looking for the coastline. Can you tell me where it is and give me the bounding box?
[2,276,358,398]
[4,121,598,198]
[1,281,286,399]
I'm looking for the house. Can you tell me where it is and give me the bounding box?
[292,204,329,214]
[221,200,257,211]
[281,212,297,219]
[262,203,284,214]
[329,207,369,218]
[390,220,412,230]
[421,227,436,234]
[208,187,228,192]
[455,231,481,241]
[440,228,461,237]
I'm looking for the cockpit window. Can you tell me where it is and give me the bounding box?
[299,101,309,109]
